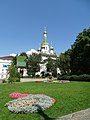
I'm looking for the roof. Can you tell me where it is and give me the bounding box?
[42,37,48,44]
[0,56,14,60]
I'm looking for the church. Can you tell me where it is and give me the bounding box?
[35,27,58,76]
[26,27,58,76]
[0,28,59,79]
[37,27,54,54]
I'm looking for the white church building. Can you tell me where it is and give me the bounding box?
[35,27,58,76]
[0,28,60,79]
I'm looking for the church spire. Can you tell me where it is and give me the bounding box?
[43,26,47,38]
[42,27,48,44]
[41,27,49,53]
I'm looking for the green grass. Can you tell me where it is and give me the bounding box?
[0,82,90,120]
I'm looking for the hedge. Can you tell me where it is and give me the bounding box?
[58,74,90,82]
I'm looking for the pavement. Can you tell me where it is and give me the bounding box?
[55,108,90,120]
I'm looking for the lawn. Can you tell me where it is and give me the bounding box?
[0,82,90,120]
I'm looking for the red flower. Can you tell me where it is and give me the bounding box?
[9,92,31,98]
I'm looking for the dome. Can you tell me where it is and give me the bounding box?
[41,44,45,49]
[50,46,54,50]
[37,47,41,51]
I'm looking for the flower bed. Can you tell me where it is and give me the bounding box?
[5,94,56,113]
[9,92,31,98]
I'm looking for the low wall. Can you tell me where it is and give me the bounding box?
[20,78,45,82]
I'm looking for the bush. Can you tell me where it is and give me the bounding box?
[57,74,90,82]
[57,75,71,80]
[2,79,7,83]
[78,74,90,82]
[8,63,20,83]
[70,74,90,82]
[8,77,20,83]
[70,75,79,81]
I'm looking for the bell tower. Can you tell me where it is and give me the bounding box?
[41,27,49,53]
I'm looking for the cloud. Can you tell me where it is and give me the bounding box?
[10,53,17,57]
[26,49,38,55]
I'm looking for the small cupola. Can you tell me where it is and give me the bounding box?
[50,42,54,54]
[37,47,41,52]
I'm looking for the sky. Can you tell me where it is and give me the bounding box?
[0,0,90,56]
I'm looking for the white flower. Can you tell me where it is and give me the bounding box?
[5,94,55,113]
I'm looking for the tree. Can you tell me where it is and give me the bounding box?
[46,57,58,77]
[27,53,41,77]
[8,63,20,83]
[12,54,17,65]
[58,49,71,75]
[70,28,90,75]
[20,52,28,58]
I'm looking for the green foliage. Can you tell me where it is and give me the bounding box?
[58,49,71,75]
[8,63,20,83]
[57,75,71,80]
[58,74,90,82]
[12,54,17,65]
[46,57,58,77]
[70,74,90,82]
[70,28,90,75]
[2,79,7,83]
[20,52,28,57]
[27,53,41,77]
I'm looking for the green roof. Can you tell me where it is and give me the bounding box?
[42,37,48,44]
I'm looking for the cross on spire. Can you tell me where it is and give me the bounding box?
[44,26,46,32]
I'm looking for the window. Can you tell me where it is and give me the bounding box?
[3,64,8,68]
[2,69,4,73]
[1,75,3,78]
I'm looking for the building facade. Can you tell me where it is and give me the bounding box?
[0,56,13,79]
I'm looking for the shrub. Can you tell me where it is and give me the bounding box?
[8,63,20,83]
[57,74,90,82]
[57,75,71,80]
[70,74,90,82]
[70,75,79,81]
[2,79,7,83]
[8,77,20,83]
[78,74,90,82]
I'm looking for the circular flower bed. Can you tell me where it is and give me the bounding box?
[5,94,55,113]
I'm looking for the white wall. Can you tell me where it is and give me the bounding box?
[0,59,11,79]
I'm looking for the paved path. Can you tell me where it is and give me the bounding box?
[20,78,45,82]
[55,108,90,120]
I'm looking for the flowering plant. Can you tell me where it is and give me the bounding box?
[9,92,31,98]
[9,92,56,102]
[5,94,56,113]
